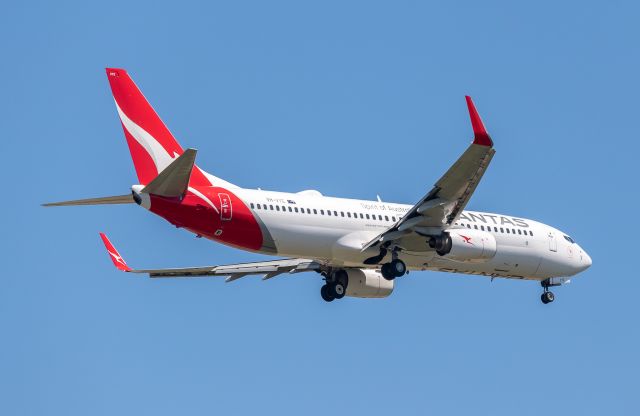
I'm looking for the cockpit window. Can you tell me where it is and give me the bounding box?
[563,235,575,244]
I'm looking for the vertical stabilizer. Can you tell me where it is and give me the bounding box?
[105,68,232,188]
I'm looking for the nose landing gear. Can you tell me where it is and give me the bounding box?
[541,290,555,304]
[540,279,556,304]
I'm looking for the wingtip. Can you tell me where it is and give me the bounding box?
[99,232,131,272]
[465,96,493,147]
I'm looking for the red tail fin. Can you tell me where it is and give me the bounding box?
[106,68,237,189]
[106,68,185,184]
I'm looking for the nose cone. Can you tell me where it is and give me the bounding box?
[579,248,592,272]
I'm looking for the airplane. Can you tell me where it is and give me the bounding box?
[44,68,592,304]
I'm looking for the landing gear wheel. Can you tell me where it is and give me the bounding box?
[333,282,346,299]
[390,259,406,277]
[541,291,555,304]
[320,284,335,302]
[381,263,395,281]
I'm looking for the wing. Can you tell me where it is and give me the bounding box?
[363,96,495,253]
[99,233,322,281]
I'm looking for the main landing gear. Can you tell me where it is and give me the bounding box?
[540,279,555,304]
[320,270,348,302]
[381,259,406,281]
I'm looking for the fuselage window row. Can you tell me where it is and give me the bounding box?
[250,202,398,224]
[457,221,533,237]
[250,205,533,237]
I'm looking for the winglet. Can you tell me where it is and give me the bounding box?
[99,233,131,272]
[465,96,493,147]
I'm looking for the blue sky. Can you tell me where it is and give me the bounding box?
[1,1,638,414]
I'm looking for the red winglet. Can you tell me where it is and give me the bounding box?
[465,96,493,147]
[99,233,131,272]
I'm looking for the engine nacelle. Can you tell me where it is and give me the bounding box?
[436,229,497,263]
[345,269,394,298]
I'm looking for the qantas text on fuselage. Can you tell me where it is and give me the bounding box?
[44,68,591,305]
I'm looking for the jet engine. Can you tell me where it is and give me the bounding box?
[429,229,497,263]
[344,269,394,298]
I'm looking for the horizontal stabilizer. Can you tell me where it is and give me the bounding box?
[43,194,134,207]
[141,148,197,197]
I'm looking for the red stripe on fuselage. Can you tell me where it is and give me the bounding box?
[148,186,263,251]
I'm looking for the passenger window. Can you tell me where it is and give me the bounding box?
[474,225,478,230]
[313,209,317,214]
[307,208,311,214]
[320,210,325,215]
[385,216,389,221]
[360,213,364,219]
[530,231,534,236]
[257,204,262,209]
[276,206,280,211]
[517,229,521,235]
[294,207,299,213]
[500,227,504,233]
[288,207,292,212]
[480,225,485,231]
[392,216,396,221]
[250,203,255,209]
[347,212,351,218]
[506,229,510,233]
[366,214,370,219]
[467,224,471,228]
[327,210,332,216]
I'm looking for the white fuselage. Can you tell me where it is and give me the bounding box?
[232,188,591,281]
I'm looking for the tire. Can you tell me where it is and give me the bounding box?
[334,270,349,289]
[541,291,554,304]
[381,263,395,281]
[333,282,346,299]
[320,285,335,302]
[390,259,406,277]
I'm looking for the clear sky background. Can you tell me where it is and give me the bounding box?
[1,1,638,415]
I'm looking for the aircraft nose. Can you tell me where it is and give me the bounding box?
[580,249,592,271]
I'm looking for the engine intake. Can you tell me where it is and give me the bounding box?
[431,229,497,263]
[429,233,453,256]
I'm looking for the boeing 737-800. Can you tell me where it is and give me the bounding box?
[44,68,591,304]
